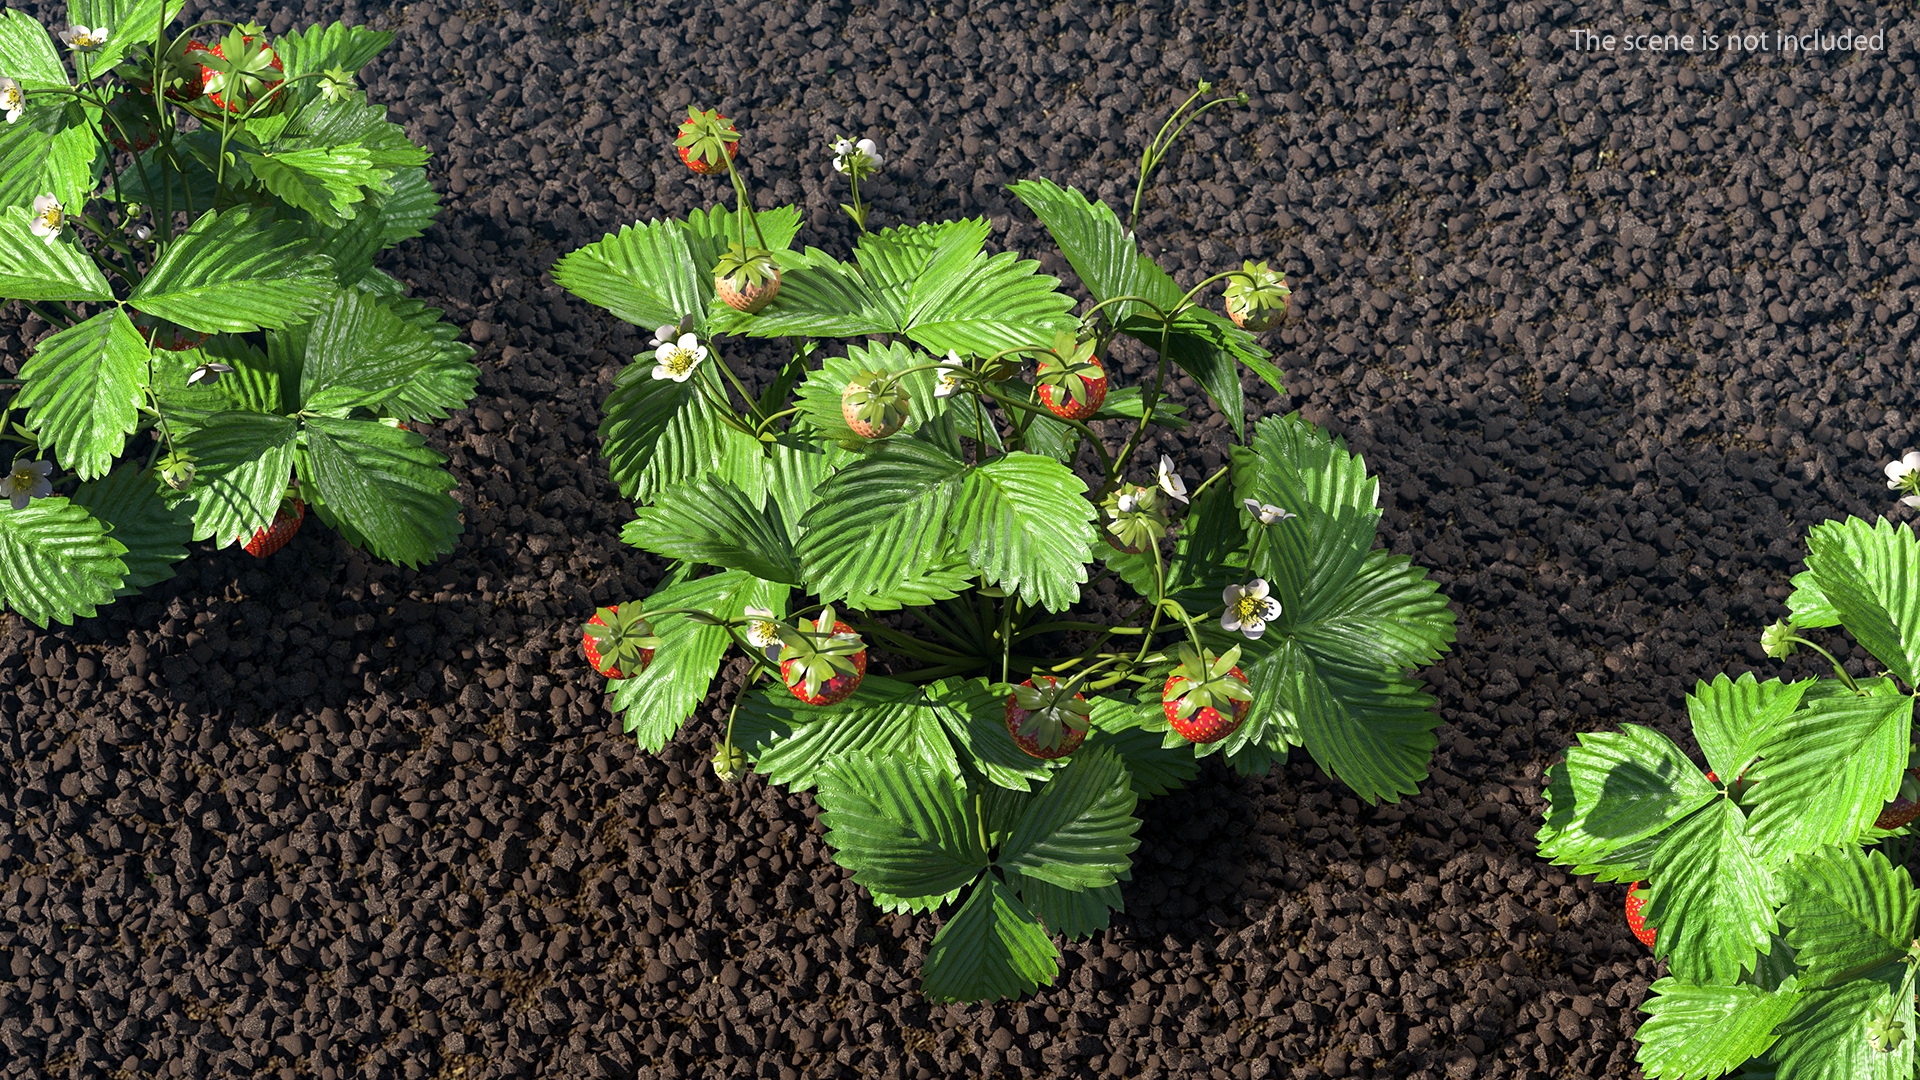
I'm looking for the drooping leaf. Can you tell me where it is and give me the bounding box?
[1642,799,1778,984]
[175,411,298,544]
[129,208,336,332]
[1635,978,1801,1080]
[1780,845,1920,990]
[815,752,989,910]
[299,416,460,567]
[1686,674,1812,791]
[1745,686,1913,861]
[1803,516,1920,689]
[606,570,784,752]
[69,460,190,591]
[995,746,1140,890]
[920,873,1059,1002]
[1004,868,1124,941]
[0,207,114,301]
[0,497,127,626]
[13,309,146,480]
[1537,724,1719,867]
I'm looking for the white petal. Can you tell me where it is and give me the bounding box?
[1240,621,1266,640]
[1248,579,1270,599]
[1906,495,1920,509]
[856,139,877,155]
[1260,597,1282,620]
[674,333,701,352]
[1220,611,1241,632]
[1887,460,1910,482]
[1222,584,1242,606]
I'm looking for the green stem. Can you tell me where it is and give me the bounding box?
[976,383,1113,476]
[847,619,972,663]
[1785,635,1861,694]
[1189,460,1232,504]
[723,154,767,250]
[1015,621,1144,640]
[1110,332,1173,486]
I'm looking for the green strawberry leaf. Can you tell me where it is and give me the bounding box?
[12,309,146,481]
[1537,724,1718,868]
[925,677,1056,792]
[245,146,382,225]
[792,339,939,444]
[1635,978,1801,1080]
[1003,867,1125,941]
[1745,684,1913,861]
[129,208,336,333]
[920,872,1059,1003]
[1803,516,1920,689]
[1641,798,1778,984]
[69,460,190,591]
[175,410,298,544]
[0,10,68,91]
[733,675,963,794]
[272,21,393,78]
[0,496,128,626]
[622,475,798,585]
[994,745,1140,890]
[0,96,96,214]
[1768,978,1914,1080]
[796,439,968,608]
[1685,673,1812,790]
[606,570,785,752]
[815,749,989,911]
[1082,694,1201,801]
[955,451,1095,612]
[1780,845,1920,991]
[0,206,114,301]
[66,0,182,72]
[299,416,460,567]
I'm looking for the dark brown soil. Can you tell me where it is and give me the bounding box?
[4,0,1918,1077]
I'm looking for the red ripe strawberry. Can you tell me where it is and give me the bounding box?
[189,34,285,115]
[1004,676,1091,759]
[1625,882,1657,948]
[1036,354,1108,421]
[715,269,780,313]
[675,108,739,175]
[580,605,659,680]
[1162,645,1253,744]
[240,498,303,557]
[1875,767,1920,829]
[779,616,867,705]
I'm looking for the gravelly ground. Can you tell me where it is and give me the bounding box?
[3,0,1918,1077]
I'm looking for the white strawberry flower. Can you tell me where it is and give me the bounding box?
[1156,454,1189,504]
[0,459,53,510]
[28,194,64,241]
[933,351,968,398]
[743,606,783,661]
[831,135,882,177]
[1221,579,1282,640]
[648,325,678,348]
[650,333,707,383]
[1243,499,1296,525]
[0,78,23,124]
[186,362,235,386]
[58,25,108,52]
[1887,450,1920,508]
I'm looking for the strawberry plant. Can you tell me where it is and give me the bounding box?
[1538,468,1920,1079]
[553,86,1456,1002]
[0,4,476,626]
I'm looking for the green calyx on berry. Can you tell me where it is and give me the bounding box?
[1165,644,1253,720]
[156,450,196,491]
[200,28,284,110]
[1101,482,1168,552]
[776,606,865,697]
[584,605,662,674]
[843,371,911,432]
[1224,260,1290,317]
[714,242,779,291]
[1035,330,1106,410]
[1759,619,1797,659]
[997,676,1093,752]
[676,107,740,169]
[1869,1009,1908,1053]
[712,743,747,783]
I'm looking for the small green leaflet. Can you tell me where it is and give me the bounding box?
[246,147,383,225]
[13,309,146,481]
[1768,978,1914,1080]
[921,873,1059,1002]
[0,207,114,301]
[0,497,128,627]
[300,417,460,568]
[1636,978,1802,1080]
[1536,724,1718,867]
[993,746,1140,890]
[733,676,962,793]
[175,411,299,544]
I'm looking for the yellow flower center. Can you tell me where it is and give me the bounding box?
[1,86,19,109]
[1235,594,1265,620]
[748,619,777,643]
[35,205,61,231]
[10,467,36,488]
[662,347,698,375]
